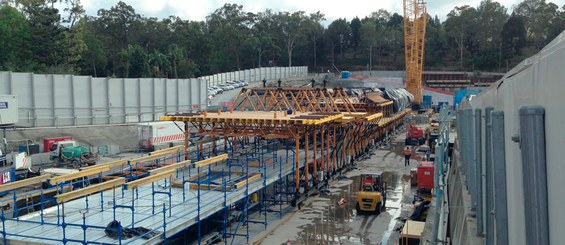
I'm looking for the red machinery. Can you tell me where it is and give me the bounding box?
[417,161,434,192]
[405,125,426,146]
[43,137,73,152]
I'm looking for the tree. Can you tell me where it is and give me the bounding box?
[350,17,361,58]
[475,0,508,70]
[207,4,254,72]
[275,11,308,67]
[514,0,560,50]
[360,17,377,69]
[501,13,526,68]
[252,10,280,67]
[385,13,404,68]
[444,5,479,68]
[326,18,351,66]
[303,11,325,69]
[0,5,33,71]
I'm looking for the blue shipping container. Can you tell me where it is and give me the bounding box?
[341,71,350,79]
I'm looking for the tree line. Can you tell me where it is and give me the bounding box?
[0,0,563,78]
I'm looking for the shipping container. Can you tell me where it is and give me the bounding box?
[137,121,185,150]
[43,137,73,152]
[0,95,18,125]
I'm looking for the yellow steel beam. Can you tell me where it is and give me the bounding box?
[49,166,111,185]
[148,160,191,175]
[0,174,52,193]
[380,101,394,106]
[365,112,384,121]
[124,170,175,190]
[192,154,228,168]
[129,150,179,165]
[80,159,129,171]
[55,177,125,203]
[149,145,184,155]
[234,173,262,189]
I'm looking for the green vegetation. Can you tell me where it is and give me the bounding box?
[0,0,563,77]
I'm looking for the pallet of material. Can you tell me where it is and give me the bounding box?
[400,220,425,239]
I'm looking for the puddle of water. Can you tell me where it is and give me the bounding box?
[290,171,414,245]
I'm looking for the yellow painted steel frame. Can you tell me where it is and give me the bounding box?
[49,166,111,185]
[404,0,427,105]
[55,177,126,203]
[0,174,52,193]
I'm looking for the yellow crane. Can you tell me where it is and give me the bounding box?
[403,0,427,107]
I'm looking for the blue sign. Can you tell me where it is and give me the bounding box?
[0,102,7,109]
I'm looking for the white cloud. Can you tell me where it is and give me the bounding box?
[82,0,565,22]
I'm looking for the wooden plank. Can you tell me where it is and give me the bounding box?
[149,160,191,175]
[0,186,72,206]
[48,166,110,185]
[129,151,179,165]
[192,154,229,168]
[400,220,425,239]
[234,173,262,189]
[80,159,129,171]
[124,170,175,190]
[0,174,52,193]
[55,178,125,203]
[149,145,184,155]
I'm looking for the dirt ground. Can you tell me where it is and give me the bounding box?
[249,126,423,245]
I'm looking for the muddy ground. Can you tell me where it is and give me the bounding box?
[246,126,425,245]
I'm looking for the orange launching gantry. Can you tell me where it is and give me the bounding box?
[160,86,409,207]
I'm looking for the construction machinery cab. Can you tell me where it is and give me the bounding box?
[356,173,387,215]
[405,125,426,146]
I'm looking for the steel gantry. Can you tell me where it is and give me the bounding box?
[161,86,410,209]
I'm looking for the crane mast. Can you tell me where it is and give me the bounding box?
[403,0,427,107]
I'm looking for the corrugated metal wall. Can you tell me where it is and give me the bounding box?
[0,66,308,127]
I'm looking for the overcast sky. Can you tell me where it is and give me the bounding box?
[81,0,565,23]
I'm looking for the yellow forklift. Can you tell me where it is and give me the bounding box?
[355,173,387,214]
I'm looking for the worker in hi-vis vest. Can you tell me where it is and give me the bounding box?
[403,146,412,166]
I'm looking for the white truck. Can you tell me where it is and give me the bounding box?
[137,122,186,151]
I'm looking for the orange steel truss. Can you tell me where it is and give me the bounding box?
[232,87,358,113]
[161,87,409,196]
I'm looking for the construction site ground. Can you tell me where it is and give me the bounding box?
[218,125,424,245]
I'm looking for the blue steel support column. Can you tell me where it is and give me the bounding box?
[518,105,549,245]
[197,166,201,245]
[491,110,508,245]
[484,107,494,245]
[223,169,228,245]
